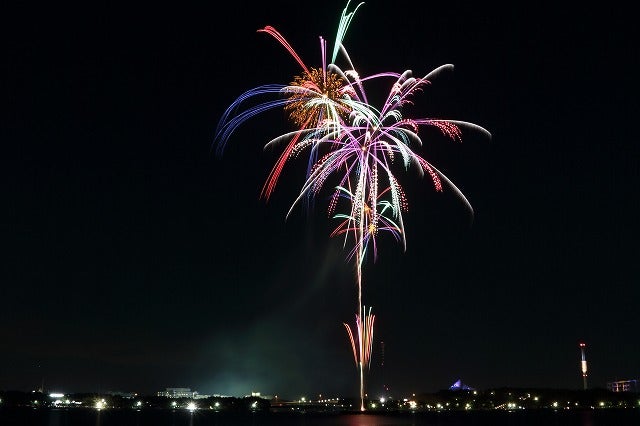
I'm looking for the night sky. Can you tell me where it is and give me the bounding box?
[3,1,638,400]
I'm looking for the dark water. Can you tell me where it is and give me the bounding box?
[1,408,639,426]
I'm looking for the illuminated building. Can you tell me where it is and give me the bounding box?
[157,388,196,398]
[449,379,474,391]
[607,379,639,393]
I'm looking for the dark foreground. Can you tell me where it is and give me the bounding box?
[1,407,639,426]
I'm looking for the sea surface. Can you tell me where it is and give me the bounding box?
[1,408,639,426]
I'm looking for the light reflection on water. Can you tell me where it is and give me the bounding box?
[5,407,635,426]
[336,413,418,426]
[580,410,594,426]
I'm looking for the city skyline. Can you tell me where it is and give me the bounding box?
[5,379,640,404]
[3,0,638,399]
[8,350,639,400]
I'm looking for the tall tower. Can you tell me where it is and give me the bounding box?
[579,342,588,390]
[379,341,389,395]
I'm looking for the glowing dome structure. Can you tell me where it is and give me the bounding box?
[449,379,474,391]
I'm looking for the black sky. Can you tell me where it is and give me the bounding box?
[2,1,638,399]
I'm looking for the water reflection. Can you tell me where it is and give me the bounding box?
[47,408,69,426]
[580,410,594,426]
[25,407,639,426]
[339,413,418,426]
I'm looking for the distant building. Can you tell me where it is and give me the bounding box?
[449,379,474,391]
[245,391,273,399]
[107,391,137,398]
[157,388,196,398]
[607,379,639,393]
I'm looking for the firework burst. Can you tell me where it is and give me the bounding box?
[214,2,367,201]
[213,0,490,411]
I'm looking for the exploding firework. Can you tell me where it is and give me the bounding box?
[213,0,490,411]
[283,64,489,409]
[214,2,367,202]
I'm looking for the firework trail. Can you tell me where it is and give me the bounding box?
[344,304,375,410]
[213,0,490,411]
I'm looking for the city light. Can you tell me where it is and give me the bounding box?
[1,386,638,413]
